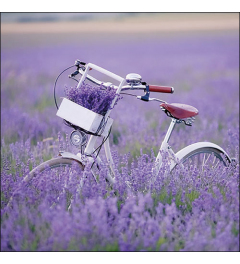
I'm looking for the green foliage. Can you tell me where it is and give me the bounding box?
[92,241,119,251]
[34,95,53,112]
[112,129,121,145]
[185,190,200,211]
[156,237,167,251]
[231,222,239,237]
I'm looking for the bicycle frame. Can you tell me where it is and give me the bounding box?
[60,63,175,180]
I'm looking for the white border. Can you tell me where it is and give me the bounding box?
[0,252,240,263]
[0,1,240,12]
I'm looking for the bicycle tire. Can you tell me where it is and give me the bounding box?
[7,157,85,209]
[28,157,84,177]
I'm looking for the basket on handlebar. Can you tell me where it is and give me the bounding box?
[56,82,120,137]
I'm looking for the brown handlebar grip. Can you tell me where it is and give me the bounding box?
[149,85,174,94]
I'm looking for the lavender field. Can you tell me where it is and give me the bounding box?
[1,18,239,251]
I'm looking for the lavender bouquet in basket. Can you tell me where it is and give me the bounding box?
[65,82,122,116]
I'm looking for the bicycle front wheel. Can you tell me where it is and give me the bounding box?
[27,157,84,178]
[8,157,85,209]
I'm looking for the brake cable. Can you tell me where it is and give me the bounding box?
[120,92,137,97]
[53,65,75,110]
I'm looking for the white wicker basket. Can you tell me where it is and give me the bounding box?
[56,98,113,137]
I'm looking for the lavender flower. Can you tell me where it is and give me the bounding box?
[65,82,122,116]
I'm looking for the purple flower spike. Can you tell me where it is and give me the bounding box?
[65,82,122,116]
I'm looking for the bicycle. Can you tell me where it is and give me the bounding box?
[7,60,234,207]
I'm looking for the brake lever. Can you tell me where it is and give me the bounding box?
[148,98,167,103]
[69,59,87,78]
[138,84,150,101]
[68,70,80,78]
[137,96,166,103]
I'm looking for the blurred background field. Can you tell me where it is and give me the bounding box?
[1,13,239,47]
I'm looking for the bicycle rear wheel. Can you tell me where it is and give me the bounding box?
[175,146,231,171]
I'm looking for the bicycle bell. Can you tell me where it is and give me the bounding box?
[70,130,87,147]
[126,73,142,86]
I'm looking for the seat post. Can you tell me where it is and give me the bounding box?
[162,118,177,145]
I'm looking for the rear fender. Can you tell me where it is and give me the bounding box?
[170,142,231,170]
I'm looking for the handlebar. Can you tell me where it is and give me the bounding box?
[149,85,174,94]
[75,67,174,95]
[69,60,174,97]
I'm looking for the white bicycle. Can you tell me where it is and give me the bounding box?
[11,59,233,205]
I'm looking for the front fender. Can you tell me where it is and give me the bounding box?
[58,151,88,165]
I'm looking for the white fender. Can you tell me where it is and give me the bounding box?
[170,142,231,170]
[59,151,88,165]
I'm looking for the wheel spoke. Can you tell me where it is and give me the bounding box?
[213,160,220,170]
[201,153,211,171]
[201,153,206,171]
